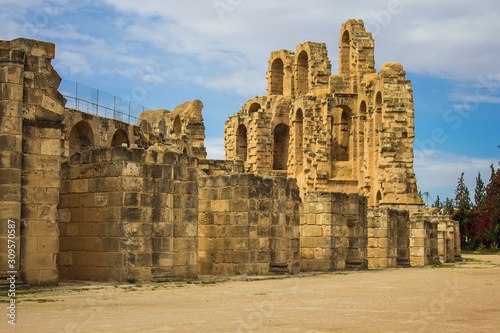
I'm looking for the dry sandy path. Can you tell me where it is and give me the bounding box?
[2,254,500,332]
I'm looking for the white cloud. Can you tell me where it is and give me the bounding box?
[414,149,498,198]
[5,0,499,97]
[190,69,264,96]
[56,51,93,75]
[204,137,225,160]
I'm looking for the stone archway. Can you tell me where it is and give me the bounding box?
[273,123,290,170]
[111,129,129,147]
[69,120,94,153]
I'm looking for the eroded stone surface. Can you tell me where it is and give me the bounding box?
[0,20,460,286]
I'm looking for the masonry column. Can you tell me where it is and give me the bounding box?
[0,42,24,278]
[17,39,65,286]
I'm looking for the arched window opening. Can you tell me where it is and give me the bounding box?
[173,116,182,137]
[375,92,382,111]
[139,120,152,133]
[157,119,167,135]
[358,101,367,175]
[270,58,284,95]
[248,103,261,113]
[272,123,289,170]
[376,190,383,206]
[331,107,351,162]
[338,110,350,161]
[296,51,309,96]
[69,121,94,152]
[236,124,247,161]
[295,109,304,173]
[359,101,367,120]
[340,30,351,76]
[111,129,129,147]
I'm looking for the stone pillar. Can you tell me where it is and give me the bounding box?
[454,220,462,262]
[300,192,367,272]
[0,39,66,286]
[410,213,438,266]
[198,174,300,275]
[21,40,65,286]
[0,43,24,277]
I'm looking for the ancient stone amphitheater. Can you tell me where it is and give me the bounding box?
[0,19,460,286]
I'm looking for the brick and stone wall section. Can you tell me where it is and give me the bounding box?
[0,42,24,280]
[198,174,300,275]
[1,39,65,286]
[300,192,367,272]
[435,215,461,263]
[58,147,198,282]
[409,212,438,266]
[367,208,410,269]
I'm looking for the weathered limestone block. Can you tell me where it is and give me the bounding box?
[198,174,300,276]
[300,192,367,272]
[410,212,438,266]
[58,147,198,283]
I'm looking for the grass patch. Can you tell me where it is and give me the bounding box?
[254,293,267,296]
[431,264,456,268]
[23,299,57,303]
[0,290,37,297]
[201,280,217,285]
[462,250,500,255]
[462,257,484,263]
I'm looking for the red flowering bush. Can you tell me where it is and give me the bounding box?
[465,169,500,248]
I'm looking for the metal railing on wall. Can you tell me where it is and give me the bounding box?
[59,79,146,126]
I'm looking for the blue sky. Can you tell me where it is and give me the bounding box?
[2,0,499,204]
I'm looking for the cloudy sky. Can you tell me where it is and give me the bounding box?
[2,0,499,203]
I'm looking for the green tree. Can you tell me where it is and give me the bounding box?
[443,198,454,216]
[474,172,485,208]
[455,172,471,212]
[490,163,497,182]
[432,195,442,211]
[454,172,472,245]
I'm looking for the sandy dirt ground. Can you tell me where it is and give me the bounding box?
[2,254,500,333]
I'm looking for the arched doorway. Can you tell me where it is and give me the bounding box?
[139,120,152,132]
[273,123,289,170]
[294,109,304,173]
[338,109,350,161]
[270,58,284,95]
[173,116,182,137]
[340,30,350,75]
[69,120,94,153]
[111,129,129,147]
[157,119,167,135]
[236,124,247,161]
[248,103,261,113]
[376,190,383,206]
[331,106,351,162]
[296,51,309,96]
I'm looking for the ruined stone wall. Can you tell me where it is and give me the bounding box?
[139,99,207,159]
[58,147,198,282]
[0,40,24,281]
[198,174,300,275]
[224,20,422,209]
[434,215,460,263]
[409,213,438,266]
[367,208,410,269]
[0,39,65,286]
[300,192,367,271]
